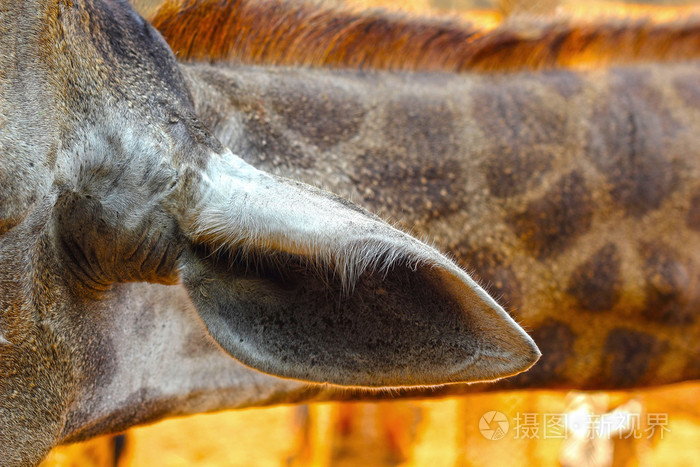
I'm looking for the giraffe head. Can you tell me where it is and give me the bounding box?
[0,0,539,463]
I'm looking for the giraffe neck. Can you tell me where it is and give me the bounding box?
[183,61,700,390]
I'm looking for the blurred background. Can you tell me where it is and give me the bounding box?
[41,383,700,466]
[40,0,700,466]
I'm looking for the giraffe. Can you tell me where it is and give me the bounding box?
[143,0,700,394]
[151,2,700,461]
[181,59,700,393]
[145,4,700,463]
[0,0,540,464]
[1,0,698,464]
[144,2,700,461]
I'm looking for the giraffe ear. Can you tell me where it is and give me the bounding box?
[181,248,540,388]
[178,153,540,388]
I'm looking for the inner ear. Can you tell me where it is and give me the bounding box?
[181,245,493,387]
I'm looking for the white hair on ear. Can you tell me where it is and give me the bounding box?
[187,150,451,292]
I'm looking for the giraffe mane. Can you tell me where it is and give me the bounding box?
[150,0,700,72]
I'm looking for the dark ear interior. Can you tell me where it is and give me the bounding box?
[181,245,537,387]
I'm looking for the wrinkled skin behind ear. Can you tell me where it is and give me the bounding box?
[178,151,540,387]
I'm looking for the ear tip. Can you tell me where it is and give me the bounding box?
[443,311,542,384]
[516,332,543,372]
[485,327,542,381]
[497,314,543,373]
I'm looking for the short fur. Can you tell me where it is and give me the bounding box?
[151,0,700,72]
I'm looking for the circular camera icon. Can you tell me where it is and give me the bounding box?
[479,411,509,440]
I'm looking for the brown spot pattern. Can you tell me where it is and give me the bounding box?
[602,328,664,388]
[354,98,464,220]
[272,82,366,150]
[641,244,697,325]
[508,171,593,259]
[508,319,575,387]
[473,80,565,198]
[686,188,700,231]
[383,97,457,157]
[586,69,678,217]
[484,146,554,199]
[237,112,313,169]
[567,243,621,312]
[452,244,523,312]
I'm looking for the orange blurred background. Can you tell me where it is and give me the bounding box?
[41,383,700,466]
[41,1,700,466]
